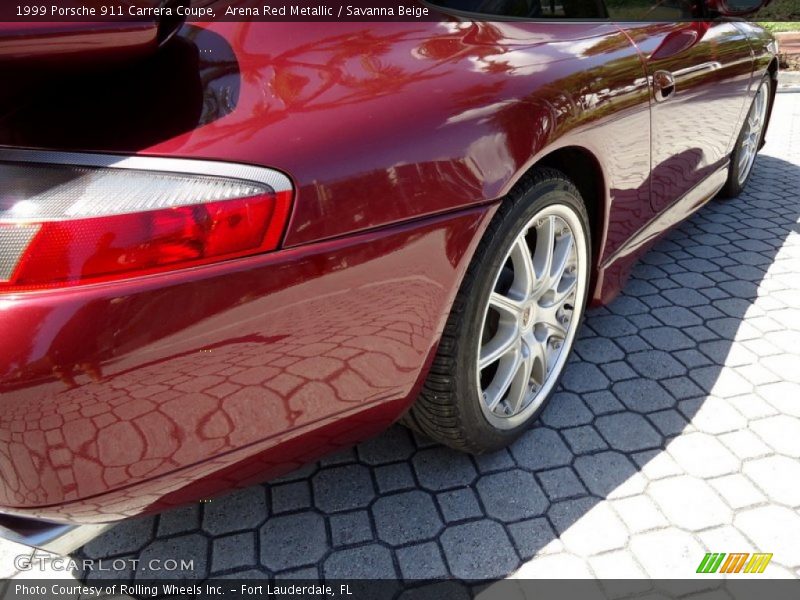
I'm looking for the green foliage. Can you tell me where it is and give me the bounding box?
[758,22,800,33]
[755,0,800,21]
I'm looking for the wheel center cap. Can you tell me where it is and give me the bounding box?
[522,306,533,328]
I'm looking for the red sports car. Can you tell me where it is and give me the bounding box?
[0,0,777,553]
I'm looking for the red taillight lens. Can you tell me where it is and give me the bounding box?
[0,154,293,291]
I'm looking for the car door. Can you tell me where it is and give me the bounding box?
[613,11,754,212]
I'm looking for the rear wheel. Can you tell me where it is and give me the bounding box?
[720,75,771,198]
[404,168,591,453]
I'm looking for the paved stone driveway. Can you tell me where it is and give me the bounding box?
[7,94,800,586]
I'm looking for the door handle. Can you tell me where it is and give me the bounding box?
[653,70,676,102]
[673,61,722,78]
[649,22,712,62]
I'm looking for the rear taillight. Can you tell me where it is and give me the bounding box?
[0,151,293,291]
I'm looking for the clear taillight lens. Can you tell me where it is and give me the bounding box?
[0,153,293,291]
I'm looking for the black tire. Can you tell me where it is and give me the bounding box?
[719,75,772,199]
[403,168,592,453]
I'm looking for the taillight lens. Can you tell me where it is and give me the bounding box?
[0,154,292,291]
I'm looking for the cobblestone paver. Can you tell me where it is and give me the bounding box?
[6,95,800,584]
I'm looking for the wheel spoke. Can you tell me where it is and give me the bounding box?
[755,91,766,127]
[506,343,534,415]
[550,232,574,291]
[527,334,547,385]
[551,275,578,306]
[484,342,522,411]
[738,141,753,172]
[541,308,568,340]
[532,216,555,296]
[509,235,535,299]
[489,291,522,319]
[479,321,519,369]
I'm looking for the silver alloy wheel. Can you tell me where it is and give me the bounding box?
[476,203,588,430]
[737,81,769,186]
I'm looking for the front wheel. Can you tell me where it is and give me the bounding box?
[720,75,771,198]
[404,168,591,453]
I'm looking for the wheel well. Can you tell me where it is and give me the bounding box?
[763,58,779,145]
[536,147,606,268]
[768,57,779,82]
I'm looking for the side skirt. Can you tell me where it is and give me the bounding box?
[593,162,730,305]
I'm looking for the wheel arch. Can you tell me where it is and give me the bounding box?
[510,145,609,304]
